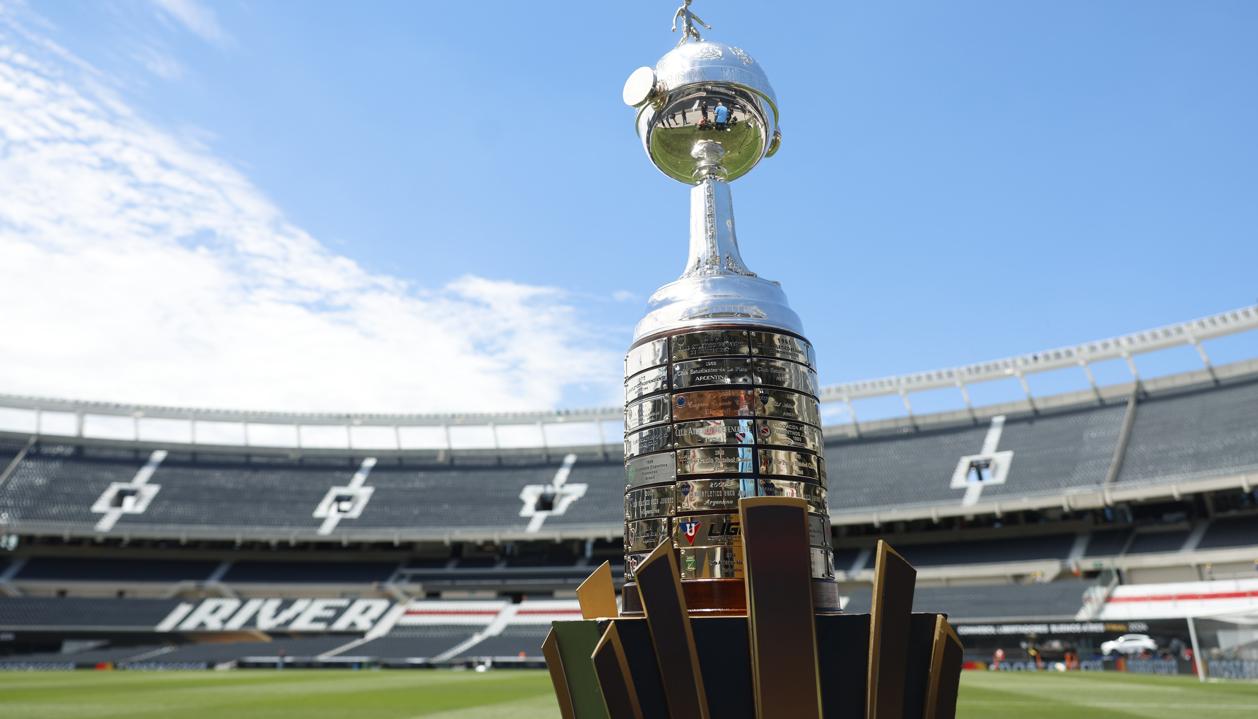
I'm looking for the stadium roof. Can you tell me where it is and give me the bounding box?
[0,304,1253,452]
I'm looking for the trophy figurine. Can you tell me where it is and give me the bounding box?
[542,7,963,718]
[620,9,839,615]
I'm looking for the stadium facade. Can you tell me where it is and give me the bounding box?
[0,305,1256,676]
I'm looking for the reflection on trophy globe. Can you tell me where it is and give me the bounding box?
[624,40,781,183]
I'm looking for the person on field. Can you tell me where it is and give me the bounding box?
[714,100,730,130]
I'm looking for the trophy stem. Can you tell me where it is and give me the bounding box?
[683,176,756,280]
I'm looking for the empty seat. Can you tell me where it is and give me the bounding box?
[1083,528,1133,557]
[221,561,397,584]
[0,597,181,629]
[347,626,475,660]
[457,625,550,659]
[843,580,1089,621]
[1198,516,1258,549]
[863,534,1076,568]
[1125,530,1190,554]
[1119,378,1258,486]
[155,636,349,664]
[17,557,218,582]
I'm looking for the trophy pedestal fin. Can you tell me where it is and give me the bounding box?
[619,577,842,616]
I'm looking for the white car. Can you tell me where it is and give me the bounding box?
[1101,633,1158,656]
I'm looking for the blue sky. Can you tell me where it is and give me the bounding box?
[1,1,1255,414]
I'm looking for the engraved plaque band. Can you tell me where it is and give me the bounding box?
[672,357,753,390]
[753,358,819,396]
[749,331,816,368]
[673,388,755,421]
[675,477,758,513]
[755,388,821,426]
[624,552,651,581]
[677,546,834,580]
[670,329,750,361]
[626,517,671,553]
[754,419,822,452]
[624,365,669,402]
[627,477,828,519]
[678,546,744,580]
[669,512,826,549]
[676,446,755,476]
[625,338,668,376]
[673,418,756,448]
[625,452,677,489]
[808,513,832,548]
[757,478,828,514]
[625,485,675,521]
[811,547,836,580]
[674,513,741,548]
[757,448,824,483]
[624,425,673,459]
[625,395,671,432]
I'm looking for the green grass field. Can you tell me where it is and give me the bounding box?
[0,669,1255,718]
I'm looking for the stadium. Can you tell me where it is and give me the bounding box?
[3,1,1258,717]
[2,305,1257,714]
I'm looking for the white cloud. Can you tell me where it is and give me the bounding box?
[148,0,228,47]
[0,17,619,414]
[130,43,183,80]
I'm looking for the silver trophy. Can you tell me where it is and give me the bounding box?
[620,4,839,614]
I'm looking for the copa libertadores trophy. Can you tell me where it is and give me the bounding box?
[618,13,838,616]
[543,6,964,718]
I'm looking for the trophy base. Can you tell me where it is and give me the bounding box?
[546,532,964,719]
[619,577,842,616]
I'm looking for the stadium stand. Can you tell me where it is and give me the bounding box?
[344,627,477,662]
[118,454,358,530]
[0,373,1254,541]
[975,404,1126,500]
[458,625,551,659]
[16,557,218,582]
[221,560,397,584]
[0,597,178,629]
[154,637,350,665]
[842,580,1092,621]
[0,644,172,668]
[0,438,24,469]
[1198,515,1258,549]
[349,461,544,533]
[1083,528,1133,557]
[1125,529,1192,555]
[1,307,1257,671]
[1117,376,1258,487]
[858,534,1077,569]
[0,445,146,525]
[542,460,622,529]
[826,424,990,510]
[827,404,1127,515]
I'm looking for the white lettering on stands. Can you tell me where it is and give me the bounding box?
[224,599,266,630]
[255,599,311,630]
[178,599,242,630]
[330,599,390,631]
[289,599,349,631]
[155,603,194,632]
[160,598,395,633]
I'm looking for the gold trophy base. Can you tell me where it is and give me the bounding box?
[619,577,842,616]
[544,499,963,719]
